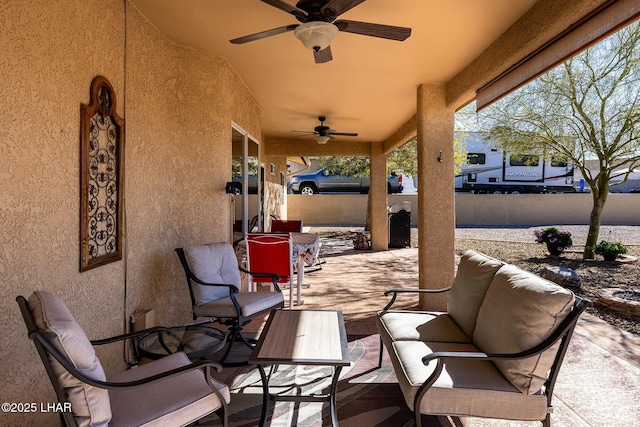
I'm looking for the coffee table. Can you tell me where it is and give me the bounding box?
[137,325,226,361]
[249,309,350,427]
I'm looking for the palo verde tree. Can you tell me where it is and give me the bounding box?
[480,21,640,259]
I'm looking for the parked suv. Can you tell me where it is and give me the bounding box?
[289,169,403,195]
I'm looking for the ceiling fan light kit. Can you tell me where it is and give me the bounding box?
[294,21,338,52]
[314,135,331,144]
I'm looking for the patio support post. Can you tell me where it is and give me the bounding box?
[416,83,455,310]
[370,142,388,250]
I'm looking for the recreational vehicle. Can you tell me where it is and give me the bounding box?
[455,133,575,194]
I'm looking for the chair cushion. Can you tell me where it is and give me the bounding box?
[183,243,241,305]
[193,291,284,319]
[377,311,471,352]
[28,291,111,427]
[447,250,504,337]
[473,264,575,394]
[108,352,230,427]
[390,340,548,420]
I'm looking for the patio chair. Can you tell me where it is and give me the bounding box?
[17,291,230,427]
[176,242,284,365]
[245,233,296,308]
[271,219,303,233]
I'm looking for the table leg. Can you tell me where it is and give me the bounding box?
[257,364,269,427]
[297,256,304,305]
[329,365,343,427]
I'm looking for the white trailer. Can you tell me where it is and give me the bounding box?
[455,133,575,194]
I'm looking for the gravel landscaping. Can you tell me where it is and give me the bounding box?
[310,225,640,335]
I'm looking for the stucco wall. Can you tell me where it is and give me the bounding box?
[0,1,261,425]
[288,193,640,227]
[1,1,126,425]
[124,4,261,330]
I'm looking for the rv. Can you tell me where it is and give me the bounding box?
[455,133,575,194]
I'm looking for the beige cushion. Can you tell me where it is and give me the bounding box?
[447,250,504,338]
[473,264,575,394]
[193,291,284,318]
[390,340,548,420]
[183,243,241,305]
[377,311,471,352]
[108,352,230,427]
[28,291,111,427]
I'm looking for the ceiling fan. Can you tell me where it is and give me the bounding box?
[291,116,358,144]
[230,0,412,63]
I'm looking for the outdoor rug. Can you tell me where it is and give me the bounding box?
[202,333,448,426]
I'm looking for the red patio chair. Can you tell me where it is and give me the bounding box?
[270,219,303,233]
[246,233,296,308]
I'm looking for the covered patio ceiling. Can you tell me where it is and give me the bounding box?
[129,0,540,143]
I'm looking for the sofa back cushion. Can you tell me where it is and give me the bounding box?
[183,242,241,305]
[447,250,504,337]
[473,264,575,394]
[28,291,111,427]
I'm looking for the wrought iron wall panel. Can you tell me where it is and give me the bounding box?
[80,76,124,271]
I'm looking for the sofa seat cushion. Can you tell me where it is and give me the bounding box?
[473,264,575,395]
[28,291,111,427]
[390,341,548,421]
[447,250,505,338]
[193,291,284,318]
[108,352,230,427]
[377,311,471,351]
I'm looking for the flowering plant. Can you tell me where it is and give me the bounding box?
[594,241,627,261]
[534,227,573,256]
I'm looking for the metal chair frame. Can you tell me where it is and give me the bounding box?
[17,295,228,427]
[175,247,284,365]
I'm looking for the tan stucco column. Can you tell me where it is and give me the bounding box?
[370,142,388,250]
[417,83,455,310]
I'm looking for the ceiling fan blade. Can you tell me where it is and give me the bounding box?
[321,0,367,17]
[290,130,318,135]
[335,20,411,41]
[314,46,333,64]
[230,24,298,44]
[329,131,358,137]
[260,0,308,20]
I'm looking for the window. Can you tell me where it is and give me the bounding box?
[550,156,568,167]
[467,153,486,165]
[509,155,539,166]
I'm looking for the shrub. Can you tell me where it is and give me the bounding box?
[595,241,627,261]
[534,227,573,256]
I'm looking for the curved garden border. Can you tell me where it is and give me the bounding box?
[597,288,640,316]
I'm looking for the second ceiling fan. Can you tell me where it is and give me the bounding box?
[291,116,358,144]
[230,0,412,63]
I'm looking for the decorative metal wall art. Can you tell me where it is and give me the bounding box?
[79,76,124,271]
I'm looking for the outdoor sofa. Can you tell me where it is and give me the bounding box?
[377,250,588,426]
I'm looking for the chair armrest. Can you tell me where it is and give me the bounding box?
[90,326,175,346]
[238,265,283,293]
[32,331,224,387]
[189,274,239,294]
[382,287,452,311]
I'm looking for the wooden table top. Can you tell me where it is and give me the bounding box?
[250,309,350,366]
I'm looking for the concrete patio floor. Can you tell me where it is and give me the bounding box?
[256,242,640,426]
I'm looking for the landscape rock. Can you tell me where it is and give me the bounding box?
[541,266,582,289]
